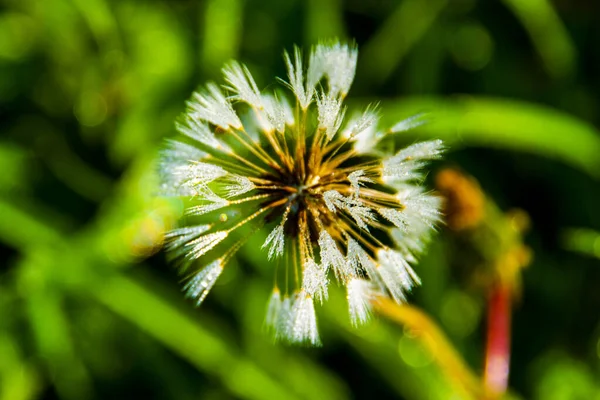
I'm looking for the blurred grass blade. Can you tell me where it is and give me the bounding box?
[95,275,302,400]
[562,228,600,259]
[0,333,41,400]
[502,0,576,78]
[379,96,600,178]
[305,0,346,44]
[69,0,121,52]
[360,0,447,85]
[201,0,243,75]
[0,200,65,250]
[373,298,485,398]
[21,255,93,400]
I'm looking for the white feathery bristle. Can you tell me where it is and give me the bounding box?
[222,175,255,198]
[346,238,386,292]
[381,160,427,184]
[348,170,373,196]
[260,94,287,133]
[309,42,358,98]
[284,47,314,109]
[323,190,375,231]
[376,264,406,304]
[189,83,242,129]
[264,288,282,331]
[275,295,294,341]
[176,117,223,150]
[165,225,212,254]
[390,139,445,163]
[290,292,321,346]
[381,140,444,183]
[396,186,442,229]
[262,224,285,260]
[302,258,328,303]
[183,259,224,306]
[390,227,427,263]
[346,204,376,231]
[278,93,295,126]
[174,162,227,196]
[185,231,229,262]
[347,278,377,326]
[390,203,433,261]
[316,91,345,141]
[158,141,207,197]
[185,197,229,217]
[389,113,428,133]
[377,249,421,304]
[318,229,355,281]
[323,190,344,212]
[343,105,379,139]
[342,107,381,154]
[223,61,262,108]
[161,139,206,162]
[378,207,409,230]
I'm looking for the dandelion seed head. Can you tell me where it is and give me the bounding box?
[159,40,444,345]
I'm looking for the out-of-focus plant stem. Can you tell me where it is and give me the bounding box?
[484,283,512,397]
[373,297,486,399]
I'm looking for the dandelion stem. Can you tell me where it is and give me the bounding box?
[373,297,486,398]
[483,282,512,397]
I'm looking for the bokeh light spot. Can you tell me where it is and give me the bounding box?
[398,334,435,368]
[450,22,494,71]
[440,290,481,337]
[74,92,107,127]
[0,13,36,61]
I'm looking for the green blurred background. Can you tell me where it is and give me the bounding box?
[1,0,600,399]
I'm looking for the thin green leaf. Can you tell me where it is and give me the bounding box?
[378,96,600,178]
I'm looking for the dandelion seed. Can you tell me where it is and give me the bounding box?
[223,61,263,107]
[347,278,378,326]
[275,295,294,341]
[189,83,242,130]
[284,47,314,109]
[342,107,381,154]
[319,229,355,281]
[158,141,207,197]
[261,93,290,133]
[176,118,223,151]
[183,260,224,306]
[382,139,445,184]
[309,42,358,98]
[290,292,321,346]
[222,175,255,198]
[389,113,428,133]
[165,225,212,255]
[262,224,285,260]
[317,92,345,141]
[158,40,444,345]
[302,258,328,303]
[185,231,228,263]
[377,248,422,303]
[348,170,373,196]
[265,288,282,331]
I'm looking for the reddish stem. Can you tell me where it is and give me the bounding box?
[483,283,512,396]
